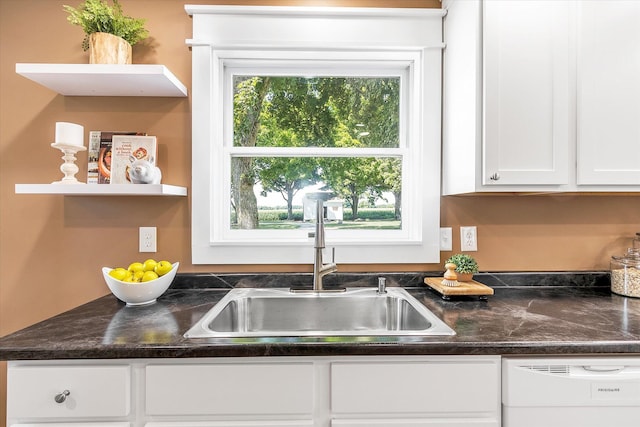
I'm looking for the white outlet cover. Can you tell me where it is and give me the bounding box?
[139,226,157,253]
[460,226,477,251]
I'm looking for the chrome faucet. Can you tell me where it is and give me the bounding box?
[308,191,338,291]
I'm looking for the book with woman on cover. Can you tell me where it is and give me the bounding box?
[88,131,146,184]
[110,135,158,184]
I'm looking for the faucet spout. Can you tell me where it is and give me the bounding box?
[308,191,338,291]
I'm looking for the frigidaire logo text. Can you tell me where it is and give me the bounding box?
[597,387,620,393]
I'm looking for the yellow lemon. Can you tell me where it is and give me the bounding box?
[141,270,159,282]
[108,267,128,281]
[128,262,144,273]
[133,270,145,282]
[122,274,137,283]
[154,260,173,276]
[143,259,158,272]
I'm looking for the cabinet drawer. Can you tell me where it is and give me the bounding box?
[12,424,130,427]
[331,421,498,427]
[145,363,314,416]
[146,422,313,427]
[331,359,500,415]
[7,365,131,419]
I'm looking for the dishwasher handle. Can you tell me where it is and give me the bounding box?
[582,365,626,373]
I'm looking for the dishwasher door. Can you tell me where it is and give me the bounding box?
[503,357,640,427]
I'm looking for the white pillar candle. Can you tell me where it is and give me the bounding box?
[55,122,84,147]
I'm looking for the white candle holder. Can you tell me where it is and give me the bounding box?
[51,142,87,184]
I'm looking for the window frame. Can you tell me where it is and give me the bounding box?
[222,54,412,242]
[187,5,445,265]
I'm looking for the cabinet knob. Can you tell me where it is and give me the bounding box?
[54,390,70,403]
[489,172,500,181]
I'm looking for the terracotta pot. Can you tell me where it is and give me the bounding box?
[89,32,132,64]
[456,273,474,282]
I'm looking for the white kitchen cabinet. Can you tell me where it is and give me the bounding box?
[330,422,495,427]
[483,0,571,188]
[6,363,131,425]
[443,0,640,194]
[6,356,501,427]
[145,363,314,416]
[145,423,313,427]
[576,1,640,185]
[443,0,572,194]
[330,358,500,426]
[11,424,130,427]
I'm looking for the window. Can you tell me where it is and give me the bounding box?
[187,5,445,264]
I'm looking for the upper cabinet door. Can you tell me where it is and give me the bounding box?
[577,1,640,185]
[483,0,571,186]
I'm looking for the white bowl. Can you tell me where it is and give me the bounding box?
[102,262,179,306]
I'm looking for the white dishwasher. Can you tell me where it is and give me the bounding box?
[503,357,640,427]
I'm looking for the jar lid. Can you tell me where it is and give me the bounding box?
[626,248,640,257]
[612,248,640,266]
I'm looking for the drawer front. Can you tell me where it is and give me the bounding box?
[146,363,314,416]
[145,422,313,427]
[7,365,131,419]
[331,420,499,427]
[331,359,500,415]
[12,424,131,427]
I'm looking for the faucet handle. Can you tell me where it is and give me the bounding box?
[378,277,387,294]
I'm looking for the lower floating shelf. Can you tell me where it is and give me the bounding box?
[15,184,187,196]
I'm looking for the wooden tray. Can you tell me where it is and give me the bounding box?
[424,277,494,300]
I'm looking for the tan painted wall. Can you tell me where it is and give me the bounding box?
[1,0,639,423]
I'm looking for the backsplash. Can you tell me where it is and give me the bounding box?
[171,271,611,290]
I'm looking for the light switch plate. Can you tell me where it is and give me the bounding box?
[440,227,452,251]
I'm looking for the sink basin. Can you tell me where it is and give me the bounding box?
[184,287,455,338]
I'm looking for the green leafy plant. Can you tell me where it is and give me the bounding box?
[445,253,479,274]
[64,0,149,51]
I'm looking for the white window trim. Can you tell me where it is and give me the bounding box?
[187,5,445,265]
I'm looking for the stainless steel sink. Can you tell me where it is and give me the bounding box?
[184,287,455,338]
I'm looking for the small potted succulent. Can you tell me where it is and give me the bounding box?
[64,0,149,64]
[445,253,479,282]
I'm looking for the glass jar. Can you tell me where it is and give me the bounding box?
[611,248,640,298]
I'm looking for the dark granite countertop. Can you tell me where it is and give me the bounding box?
[1,272,639,360]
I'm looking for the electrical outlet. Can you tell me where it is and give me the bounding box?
[460,226,478,251]
[139,227,157,252]
[440,227,452,251]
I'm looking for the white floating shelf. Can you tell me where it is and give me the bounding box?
[16,63,188,97]
[15,184,187,196]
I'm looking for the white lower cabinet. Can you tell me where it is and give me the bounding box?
[7,356,501,427]
[331,422,496,427]
[10,424,130,427]
[7,363,131,426]
[145,423,312,427]
[330,357,501,426]
[145,363,314,416]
